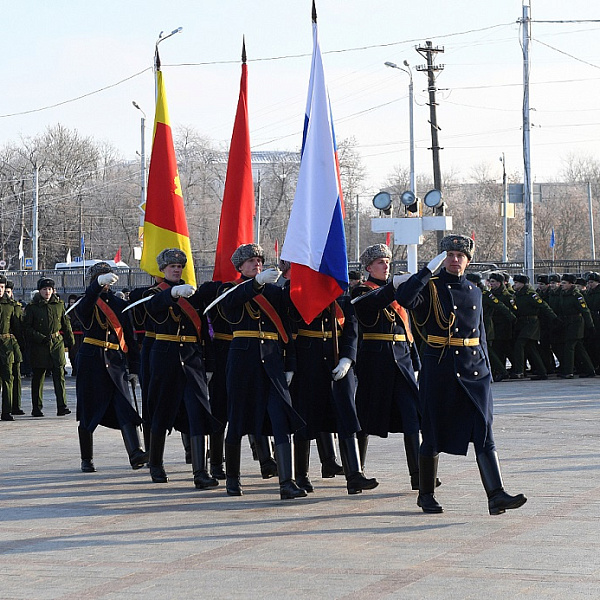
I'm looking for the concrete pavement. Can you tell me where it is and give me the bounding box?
[0,374,598,599]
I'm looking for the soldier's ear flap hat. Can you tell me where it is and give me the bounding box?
[37,277,55,290]
[549,273,561,283]
[561,273,577,284]
[360,244,392,270]
[5,280,14,289]
[587,272,600,283]
[0,274,7,285]
[156,248,187,271]
[231,243,265,271]
[86,262,113,285]
[488,272,505,283]
[440,234,474,260]
[536,275,549,285]
[513,274,529,284]
[465,272,482,284]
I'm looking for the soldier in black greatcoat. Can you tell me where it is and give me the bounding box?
[219,243,306,500]
[351,244,422,491]
[396,235,527,516]
[74,263,147,473]
[143,248,222,489]
[288,291,378,495]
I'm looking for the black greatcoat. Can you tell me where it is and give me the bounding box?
[220,277,303,441]
[144,281,221,436]
[351,276,420,438]
[395,267,494,456]
[75,280,141,432]
[289,295,361,440]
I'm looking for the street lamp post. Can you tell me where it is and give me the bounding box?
[500,153,508,262]
[132,101,147,219]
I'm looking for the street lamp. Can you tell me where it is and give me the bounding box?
[384,60,415,196]
[132,101,147,216]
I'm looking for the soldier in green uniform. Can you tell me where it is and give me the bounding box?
[466,273,516,382]
[511,274,558,380]
[487,272,517,378]
[546,274,563,370]
[4,281,25,415]
[536,275,557,374]
[0,275,22,421]
[553,274,595,379]
[584,272,600,371]
[23,278,75,416]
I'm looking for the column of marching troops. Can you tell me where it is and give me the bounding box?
[24,235,600,513]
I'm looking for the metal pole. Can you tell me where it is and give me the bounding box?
[502,153,508,262]
[140,116,146,209]
[255,170,261,245]
[522,1,534,281]
[355,194,360,262]
[32,165,39,270]
[588,181,596,260]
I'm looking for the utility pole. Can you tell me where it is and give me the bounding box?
[416,40,445,244]
[520,1,534,281]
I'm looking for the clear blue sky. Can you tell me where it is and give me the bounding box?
[2,1,599,193]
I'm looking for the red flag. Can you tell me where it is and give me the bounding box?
[385,232,392,246]
[213,39,255,282]
[274,239,279,262]
[114,247,122,263]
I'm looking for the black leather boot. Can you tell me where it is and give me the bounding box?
[149,431,168,483]
[417,454,443,513]
[209,432,226,480]
[181,432,192,464]
[294,438,314,493]
[476,450,527,515]
[357,432,369,471]
[404,433,442,490]
[121,423,148,470]
[249,434,278,478]
[316,432,344,478]
[78,426,96,472]
[275,441,307,500]
[190,435,219,489]
[225,443,243,496]
[339,436,379,495]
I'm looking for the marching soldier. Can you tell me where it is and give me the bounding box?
[396,235,526,516]
[0,274,21,421]
[288,289,379,495]
[351,244,423,491]
[536,275,557,374]
[511,274,557,380]
[4,281,25,415]
[24,278,74,417]
[220,243,306,500]
[74,263,147,472]
[553,274,596,379]
[144,249,222,489]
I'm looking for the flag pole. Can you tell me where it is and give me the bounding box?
[330,301,339,364]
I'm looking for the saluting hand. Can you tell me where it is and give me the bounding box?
[426,251,447,274]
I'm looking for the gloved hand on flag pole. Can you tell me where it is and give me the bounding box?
[255,268,281,286]
[98,273,119,287]
[331,357,352,381]
[171,284,196,299]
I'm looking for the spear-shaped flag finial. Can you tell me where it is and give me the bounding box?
[242,35,247,64]
[312,0,317,24]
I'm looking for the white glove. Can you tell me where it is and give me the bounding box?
[332,357,352,381]
[393,273,412,289]
[255,268,281,286]
[427,251,447,274]
[285,371,294,386]
[206,372,213,384]
[98,273,118,286]
[171,284,196,298]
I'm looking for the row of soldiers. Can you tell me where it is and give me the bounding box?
[468,270,599,381]
[1,237,527,515]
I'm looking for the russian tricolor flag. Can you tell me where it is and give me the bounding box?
[281,5,348,324]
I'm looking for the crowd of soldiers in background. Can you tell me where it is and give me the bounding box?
[465,270,600,382]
